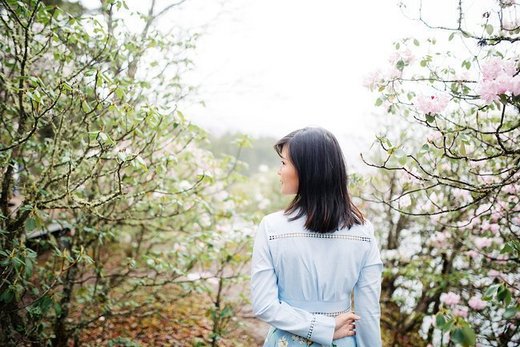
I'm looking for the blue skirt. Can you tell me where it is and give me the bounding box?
[263,327,357,347]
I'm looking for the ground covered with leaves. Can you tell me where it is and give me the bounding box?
[78,288,261,346]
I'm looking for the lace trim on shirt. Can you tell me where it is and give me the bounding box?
[312,309,350,317]
[268,233,371,242]
[307,315,317,340]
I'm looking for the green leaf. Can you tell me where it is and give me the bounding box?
[425,114,435,123]
[504,306,517,319]
[483,284,499,300]
[24,259,33,277]
[61,81,73,92]
[485,24,493,35]
[0,288,15,303]
[135,155,147,170]
[435,314,447,329]
[459,142,467,156]
[375,98,383,106]
[54,302,62,316]
[451,326,476,346]
[115,87,124,99]
[220,305,233,318]
[448,32,455,41]
[82,100,92,113]
[88,131,99,141]
[25,218,36,231]
[497,285,509,303]
[413,39,420,46]
[38,295,53,314]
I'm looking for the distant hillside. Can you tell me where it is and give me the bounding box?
[204,132,280,175]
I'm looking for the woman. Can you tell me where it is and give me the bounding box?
[250,127,383,347]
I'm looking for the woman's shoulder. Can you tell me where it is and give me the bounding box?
[263,209,286,219]
[262,210,290,226]
[340,219,376,238]
[260,210,301,232]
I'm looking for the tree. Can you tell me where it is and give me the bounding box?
[0,1,254,345]
[363,0,519,345]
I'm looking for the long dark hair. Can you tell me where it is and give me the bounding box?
[274,127,365,233]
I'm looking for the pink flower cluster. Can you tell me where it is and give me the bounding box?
[465,250,480,260]
[474,237,493,249]
[468,296,487,310]
[440,291,460,306]
[488,269,501,279]
[481,221,500,234]
[388,48,416,65]
[363,69,383,90]
[415,94,450,114]
[453,306,469,318]
[477,57,520,103]
[429,231,451,248]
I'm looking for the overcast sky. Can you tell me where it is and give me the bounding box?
[82,0,493,165]
[169,0,460,163]
[179,0,424,143]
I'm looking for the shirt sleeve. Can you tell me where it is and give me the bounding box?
[250,217,336,345]
[354,222,383,347]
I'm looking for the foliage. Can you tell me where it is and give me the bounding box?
[363,0,519,346]
[0,0,256,345]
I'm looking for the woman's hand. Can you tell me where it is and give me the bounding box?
[333,311,360,340]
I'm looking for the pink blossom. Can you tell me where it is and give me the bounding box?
[455,70,470,81]
[469,296,487,310]
[481,58,516,81]
[510,74,520,96]
[427,131,442,143]
[487,269,501,279]
[504,184,517,194]
[491,212,502,222]
[415,94,449,114]
[363,69,383,90]
[453,306,469,318]
[465,250,479,260]
[503,18,519,30]
[429,231,451,248]
[477,58,518,103]
[441,291,460,306]
[513,216,520,225]
[388,52,401,65]
[400,48,415,64]
[474,237,493,249]
[481,220,491,231]
[489,224,500,234]
[388,48,415,65]
[495,73,513,94]
[477,80,501,103]
[386,67,401,80]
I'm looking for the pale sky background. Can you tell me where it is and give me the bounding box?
[173,0,429,144]
[81,0,495,166]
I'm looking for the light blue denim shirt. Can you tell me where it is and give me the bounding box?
[251,210,383,346]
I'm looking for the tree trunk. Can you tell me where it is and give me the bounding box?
[52,264,78,347]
